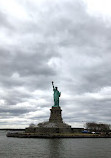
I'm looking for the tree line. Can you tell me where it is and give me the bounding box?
[86,122,110,133]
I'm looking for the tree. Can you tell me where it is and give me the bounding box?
[29,123,36,128]
[86,122,110,133]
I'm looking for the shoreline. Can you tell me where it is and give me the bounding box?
[6,132,111,138]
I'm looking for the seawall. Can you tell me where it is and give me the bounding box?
[6,132,111,138]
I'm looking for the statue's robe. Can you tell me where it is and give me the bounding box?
[53,88,61,107]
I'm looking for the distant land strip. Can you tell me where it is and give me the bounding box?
[0,129,25,131]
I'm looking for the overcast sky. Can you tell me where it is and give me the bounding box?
[0,0,111,128]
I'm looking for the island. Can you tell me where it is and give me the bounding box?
[7,82,111,138]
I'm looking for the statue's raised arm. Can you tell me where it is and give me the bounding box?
[52,81,54,90]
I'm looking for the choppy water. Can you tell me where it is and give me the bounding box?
[0,131,111,158]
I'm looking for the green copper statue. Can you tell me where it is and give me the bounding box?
[52,81,61,107]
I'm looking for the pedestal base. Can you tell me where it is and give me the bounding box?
[49,106,63,123]
[25,106,72,134]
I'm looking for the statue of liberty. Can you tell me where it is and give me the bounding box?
[52,81,61,107]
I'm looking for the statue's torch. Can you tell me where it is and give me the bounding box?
[52,81,54,89]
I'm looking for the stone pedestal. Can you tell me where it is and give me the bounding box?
[49,106,63,123]
[25,106,73,134]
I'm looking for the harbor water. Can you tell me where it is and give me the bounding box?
[0,131,111,158]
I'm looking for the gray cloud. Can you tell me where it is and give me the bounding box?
[0,11,10,28]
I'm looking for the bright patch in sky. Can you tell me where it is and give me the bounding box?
[84,0,111,17]
[0,0,28,19]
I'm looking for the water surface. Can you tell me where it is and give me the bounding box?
[0,131,111,158]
